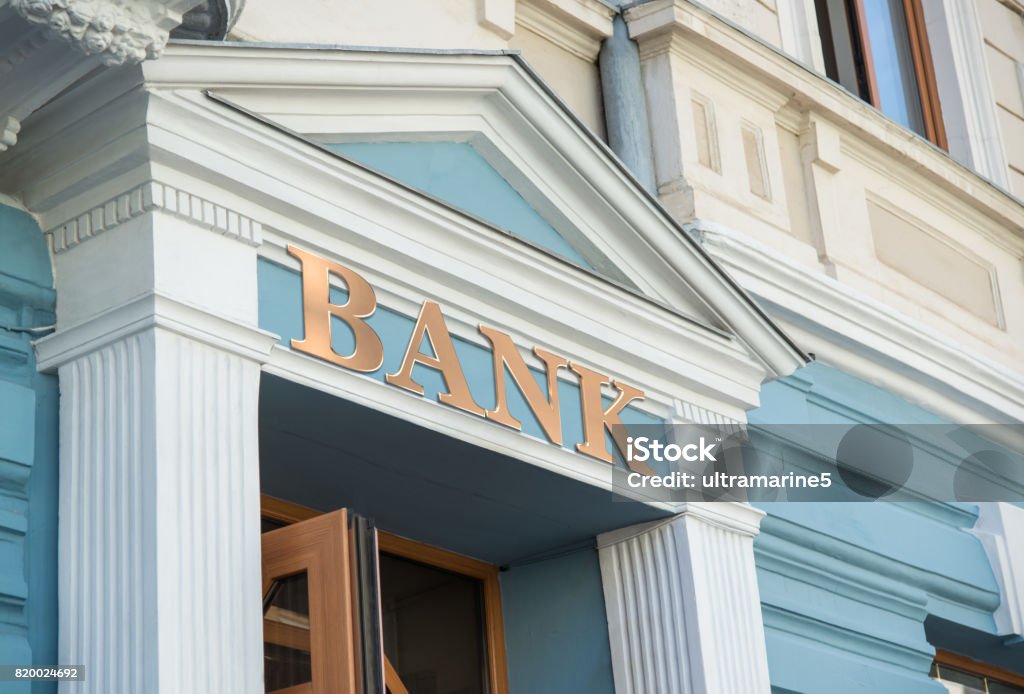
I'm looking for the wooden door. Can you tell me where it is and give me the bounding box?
[262,509,359,694]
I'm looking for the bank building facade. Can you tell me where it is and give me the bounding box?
[1,0,1024,692]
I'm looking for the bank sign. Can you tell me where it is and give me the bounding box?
[282,245,647,466]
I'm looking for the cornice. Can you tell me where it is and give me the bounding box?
[47,180,263,253]
[695,221,1024,426]
[625,0,1024,242]
[34,290,278,372]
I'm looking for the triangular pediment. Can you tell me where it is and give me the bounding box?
[325,140,614,278]
[167,43,803,379]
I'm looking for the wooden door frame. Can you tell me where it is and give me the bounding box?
[261,496,510,694]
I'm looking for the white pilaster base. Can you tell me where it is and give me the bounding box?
[598,503,771,694]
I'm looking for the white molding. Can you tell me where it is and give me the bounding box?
[10,0,197,66]
[696,221,1024,427]
[970,502,1024,636]
[922,0,1009,188]
[516,0,613,62]
[598,503,771,694]
[47,180,263,253]
[34,290,278,372]
[775,0,824,72]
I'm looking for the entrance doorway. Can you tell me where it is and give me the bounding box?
[261,496,509,694]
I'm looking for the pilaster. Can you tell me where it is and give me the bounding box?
[597,502,771,694]
[34,203,277,692]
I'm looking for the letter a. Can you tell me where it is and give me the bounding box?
[387,301,485,416]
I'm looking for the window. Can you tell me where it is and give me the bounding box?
[931,650,1024,694]
[814,0,947,147]
[261,496,509,694]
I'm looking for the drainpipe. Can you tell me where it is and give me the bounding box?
[599,12,658,194]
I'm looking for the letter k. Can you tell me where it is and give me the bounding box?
[700,437,716,462]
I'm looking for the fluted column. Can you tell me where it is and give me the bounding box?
[598,503,771,694]
[35,204,277,692]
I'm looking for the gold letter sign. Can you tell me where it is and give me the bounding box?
[288,245,384,372]
[287,245,646,463]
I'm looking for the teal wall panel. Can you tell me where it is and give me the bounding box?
[750,363,1003,694]
[328,142,594,269]
[0,205,57,694]
[500,548,615,694]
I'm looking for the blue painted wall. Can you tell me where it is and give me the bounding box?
[327,142,594,269]
[750,363,1003,694]
[500,547,616,694]
[0,205,58,694]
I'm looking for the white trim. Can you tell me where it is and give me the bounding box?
[34,291,278,372]
[3,44,803,400]
[970,502,1024,637]
[922,0,1009,188]
[697,221,1024,429]
[776,0,825,72]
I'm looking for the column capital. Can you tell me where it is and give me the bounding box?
[598,501,766,550]
[35,291,278,372]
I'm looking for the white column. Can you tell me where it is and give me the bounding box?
[35,205,277,693]
[971,502,1024,638]
[598,502,772,694]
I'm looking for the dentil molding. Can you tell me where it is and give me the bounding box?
[47,180,264,253]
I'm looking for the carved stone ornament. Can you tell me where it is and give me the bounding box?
[11,0,181,65]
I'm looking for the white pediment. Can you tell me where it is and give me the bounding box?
[2,42,805,429]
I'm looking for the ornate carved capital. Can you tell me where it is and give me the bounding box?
[10,0,198,65]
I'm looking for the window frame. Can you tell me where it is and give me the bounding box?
[932,649,1024,691]
[819,0,948,148]
[261,495,511,694]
